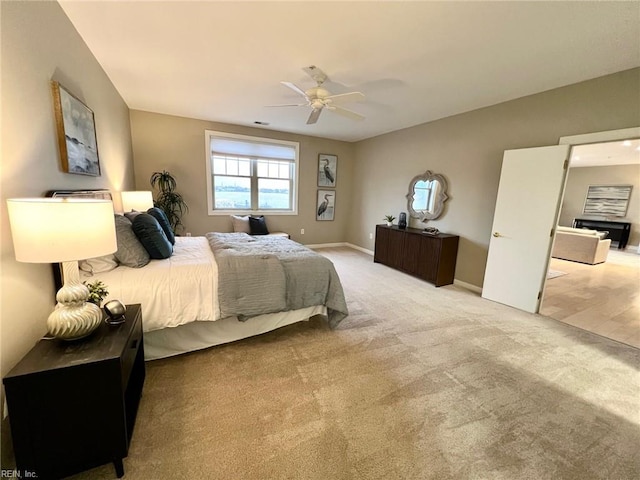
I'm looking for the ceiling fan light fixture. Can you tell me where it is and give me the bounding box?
[269,65,367,125]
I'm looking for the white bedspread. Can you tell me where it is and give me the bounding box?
[81,237,220,332]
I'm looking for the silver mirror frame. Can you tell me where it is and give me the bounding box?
[406,170,449,222]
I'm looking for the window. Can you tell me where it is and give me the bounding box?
[205,131,299,215]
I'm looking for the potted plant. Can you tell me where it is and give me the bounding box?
[150,170,189,234]
[83,280,109,307]
[384,215,395,227]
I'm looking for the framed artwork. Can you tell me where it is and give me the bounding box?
[316,189,335,221]
[583,184,632,217]
[318,153,337,187]
[51,80,101,176]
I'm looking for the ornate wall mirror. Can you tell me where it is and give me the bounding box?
[406,170,449,222]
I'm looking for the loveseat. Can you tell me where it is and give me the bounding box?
[551,226,611,265]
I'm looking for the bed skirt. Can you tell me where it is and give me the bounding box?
[144,305,327,360]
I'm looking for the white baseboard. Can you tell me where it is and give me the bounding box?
[306,242,348,249]
[345,243,374,255]
[308,242,375,256]
[454,279,482,294]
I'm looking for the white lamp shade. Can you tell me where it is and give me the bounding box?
[6,198,117,263]
[121,191,154,212]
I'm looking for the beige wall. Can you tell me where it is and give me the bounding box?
[1,1,135,377]
[129,110,354,244]
[349,68,640,288]
[559,164,640,247]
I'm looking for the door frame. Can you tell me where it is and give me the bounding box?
[483,127,640,314]
[536,127,640,310]
[559,127,640,147]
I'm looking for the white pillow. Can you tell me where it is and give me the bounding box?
[79,254,119,274]
[230,215,251,233]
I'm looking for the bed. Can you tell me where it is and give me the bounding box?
[50,190,349,360]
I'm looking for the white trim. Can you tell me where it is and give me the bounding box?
[454,279,482,294]
[559,127,640,146]
[346,243,374,256]
[307,242,373,255]
[306,242,348,249]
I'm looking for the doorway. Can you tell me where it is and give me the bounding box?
[539,137,640,348]
[482,127,639,322]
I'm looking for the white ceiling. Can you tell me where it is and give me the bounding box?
[59,1,640,143]
[571,139,640,168]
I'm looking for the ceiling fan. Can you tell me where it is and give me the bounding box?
[267,65,365,125]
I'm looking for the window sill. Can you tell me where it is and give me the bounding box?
[208,209,298,216]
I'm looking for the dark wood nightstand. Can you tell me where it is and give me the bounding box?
[3,304,145,479]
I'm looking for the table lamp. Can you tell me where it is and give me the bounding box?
[121,191,153,212]
[6,198,117,340]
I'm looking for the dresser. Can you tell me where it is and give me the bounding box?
[374,225,459,286]
[3,304,145,479]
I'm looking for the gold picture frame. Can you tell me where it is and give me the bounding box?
[51,81,101,176]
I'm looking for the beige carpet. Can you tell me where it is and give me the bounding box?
[45,248,640,478]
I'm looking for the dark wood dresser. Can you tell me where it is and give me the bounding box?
[3,304,145,479]
[374,224,459,286]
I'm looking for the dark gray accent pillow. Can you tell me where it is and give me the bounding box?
[124,210,143,222]
[132,213,173,259]
[114,215,150,268]
[147,207,175,245]
[249,216,269,235]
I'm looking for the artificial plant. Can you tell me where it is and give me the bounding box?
[150,170,189,233]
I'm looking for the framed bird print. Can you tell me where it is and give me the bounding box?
[318,154,337,187]
[316,190,335,221]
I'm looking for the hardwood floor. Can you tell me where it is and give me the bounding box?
[540,247,640,349]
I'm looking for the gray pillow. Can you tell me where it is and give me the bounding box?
[114,215,150,268]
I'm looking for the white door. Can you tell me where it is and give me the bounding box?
[482,145,570,313]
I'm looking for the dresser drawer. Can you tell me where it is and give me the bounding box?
[121,309,142,389]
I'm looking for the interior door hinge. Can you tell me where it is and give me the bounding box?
[563,159,569,169]
[550,228,554,237]
[538,291,542,300]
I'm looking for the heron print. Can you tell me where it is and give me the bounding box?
[318,154,337,187]
[316,190,335,221]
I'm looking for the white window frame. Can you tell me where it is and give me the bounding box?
[204,130,299,216]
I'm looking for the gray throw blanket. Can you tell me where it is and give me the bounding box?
[205,233,348,328]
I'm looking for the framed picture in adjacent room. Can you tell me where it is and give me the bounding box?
[318,154,337,187]
[51,80,101,176]
[583,184,632,217]
[316,190,335,221]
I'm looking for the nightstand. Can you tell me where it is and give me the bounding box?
[3,304,145,479]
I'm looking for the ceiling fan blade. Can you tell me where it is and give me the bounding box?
[324,92,365,105]
[281,81,308,98]
[303,65,328,85]
[306,108,322,125]
[265,103,308,107]
[328,105,365,121]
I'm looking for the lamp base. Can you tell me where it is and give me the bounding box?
[47,282,102,341]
